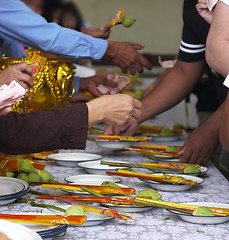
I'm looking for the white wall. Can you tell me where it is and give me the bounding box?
[71,0,183,54]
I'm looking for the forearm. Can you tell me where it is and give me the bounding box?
[206,1,229,77]
[0,104,88,154]
[220,92,229,151]
[0,0,107,60]
[138,60,205,123]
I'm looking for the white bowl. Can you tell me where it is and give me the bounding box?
[95,140,133,150]
[65,174,122,184]
[48,153,102,167]
[169,202,229,224]
[62,183,129,195]
[139,174,204,192]
[42,205,114,227]
[77,160,129,175]
[149,135,179,142]
[0,219,42,240]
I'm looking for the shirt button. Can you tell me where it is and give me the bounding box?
[60,135,68,143]
[94,53,98,58]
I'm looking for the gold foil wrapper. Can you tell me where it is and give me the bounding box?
[0,52,74,113]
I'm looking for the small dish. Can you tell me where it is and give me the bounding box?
[168,202,229,224]
[0,178,25,197]
[42,205,114,227]
[0,219,42,240]
[77,160,129,175]
[139,174,204,192]
[149,135,179,142]
[143,154,180,163]
[95,140,133,150]
[62,182,129,195]
[65,174,122,184]
[47,153,102,167]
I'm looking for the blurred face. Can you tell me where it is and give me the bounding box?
[62,12,78,30]
[22,0,44,15]
[52,9,62,23]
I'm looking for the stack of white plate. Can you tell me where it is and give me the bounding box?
[0,177,30,205]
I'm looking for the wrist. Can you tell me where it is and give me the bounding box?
[106,41,116,58]
[79,78,89,91]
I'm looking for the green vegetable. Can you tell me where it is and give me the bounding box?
[28,172,42,182]
[184,165,200,174]
[193,206,215,216]
[6,172,14,178]
[173,123,184,130]
[17,172,30,183]
[101,181,120,188]
[165,146,178,153]
[122,16,136,27]
[40,170,55,182]
[137,189,162,200]
[65,206,85,216]
[134,89,144,100]
[19,160,36,173]
[160,128,175,137]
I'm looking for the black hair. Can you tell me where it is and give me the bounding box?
[42,0,63,23]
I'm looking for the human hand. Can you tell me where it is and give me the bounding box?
[106,41,152,75]
[82,27,110,39]
[0,107,11,116]
[178,124,219,165]
[80,75,119,97]
[0,63,34,89]
[86,94,141,128]
[196,0,215,24]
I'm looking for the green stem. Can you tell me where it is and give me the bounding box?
[31,202,66,213]
[30,190,50,195]
[81,186,105,197]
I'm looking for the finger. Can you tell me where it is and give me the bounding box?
[137,53,152,70]
[89,86,102,97]
[17,62,34,77]
[188,151,199,164]
[113,126,121,135]
[0,106,12,116]
[132,43,145,50]
[128,65,137,75]
[131,108,141,119]
[135,62,143,73]
[103,125,113,135]
[105,79,118,88]
[133,98,141,109]
[17,72,34,88]
[180,147,193,163]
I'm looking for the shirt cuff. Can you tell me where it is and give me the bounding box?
[91,38,108,60]
[223,73,229,88]
[73,76,80,94]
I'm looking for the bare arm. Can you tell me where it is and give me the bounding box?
[206,1,229,77]
[220,92,229,151]
[138,59,206,123]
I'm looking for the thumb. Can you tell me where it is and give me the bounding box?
[132,43,145,50]
[178,147,185,155]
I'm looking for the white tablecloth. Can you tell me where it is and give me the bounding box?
[1,136,229,240]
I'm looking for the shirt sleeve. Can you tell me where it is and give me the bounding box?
[0,0,108,60]
[178,0,206,62]
[0,104,88,154]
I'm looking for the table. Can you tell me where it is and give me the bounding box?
[1,113,229,240]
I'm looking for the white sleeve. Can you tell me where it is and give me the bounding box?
[74,64,96,78]
[220,0,229,6]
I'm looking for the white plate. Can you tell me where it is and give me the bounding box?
[144,154,180,163]
[0,177,30,205]
[0,178,25,196]
[78,160,129,175]
[65,174,122,184]
[48,153,102,167]
[42,205,114,227]
[169,202,229,224]
[62,183,129,195]
[139,174,204,192]
[149,135,179,142]
[0,219,42,240]
[95,141,133,150]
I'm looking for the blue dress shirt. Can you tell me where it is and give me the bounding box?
[0,0,108,60]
